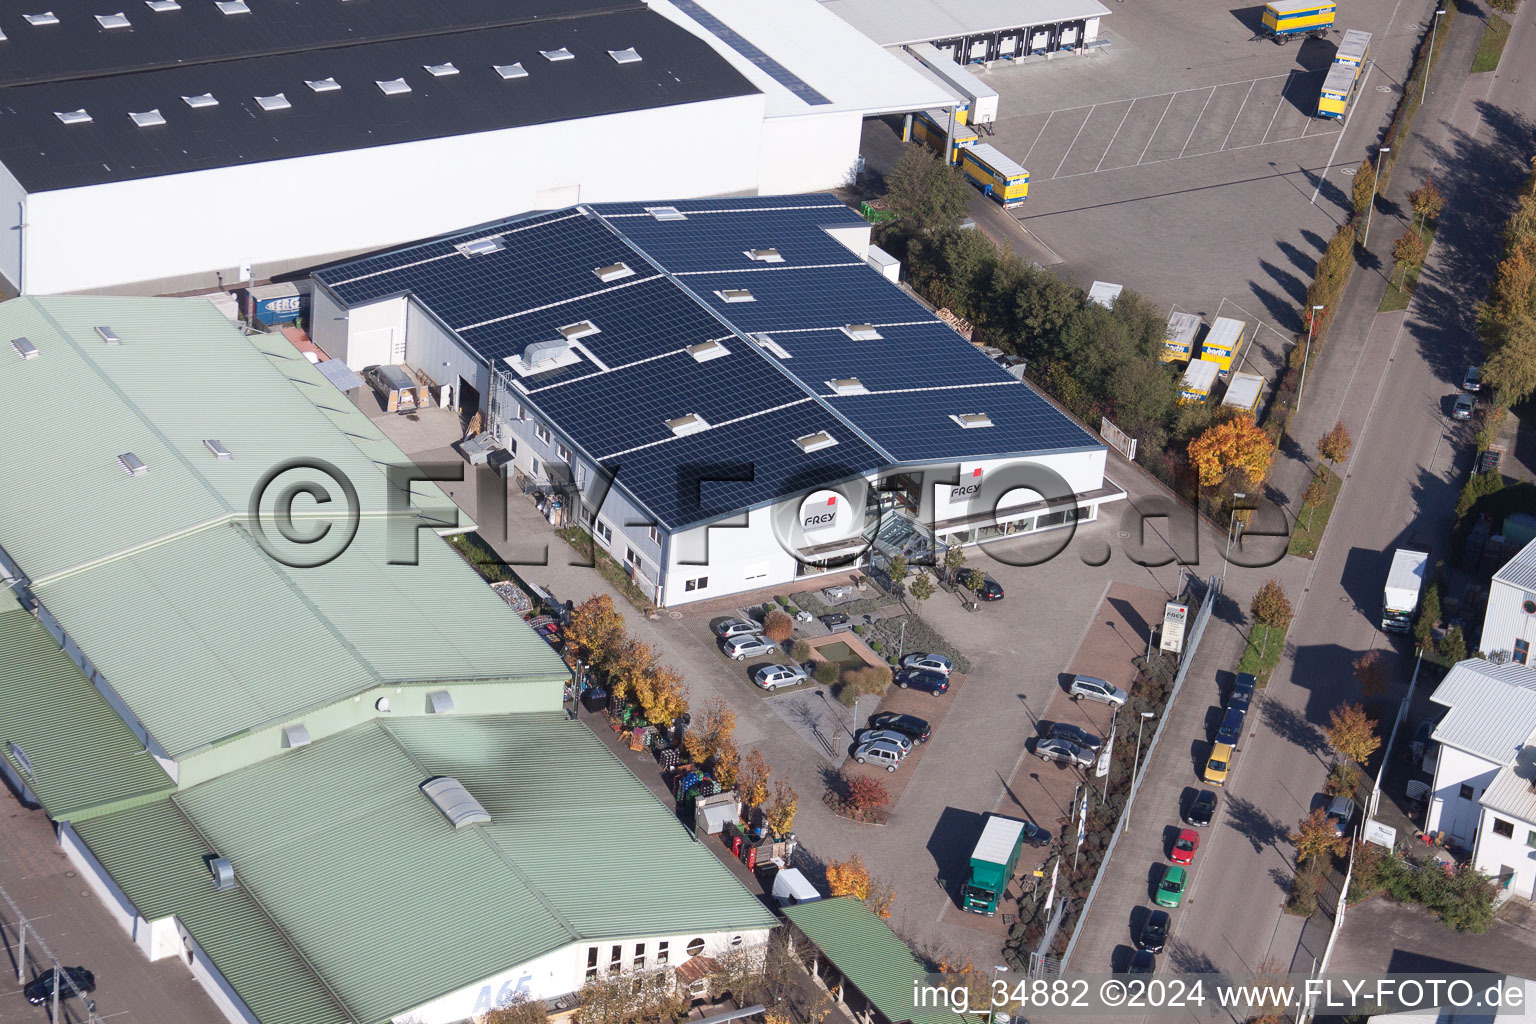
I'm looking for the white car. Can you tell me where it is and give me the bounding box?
[752,664,806,691]
[722,634,776,661]
[1068,675,1128,706]
[713,617,760,639]
[854,728,914,753]
[901,653,954,676]
[852,738,907,772]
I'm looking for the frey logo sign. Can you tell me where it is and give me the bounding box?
[948,467,985,503]
[799,491,842,534]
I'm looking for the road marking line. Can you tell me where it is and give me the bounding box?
[1053,105,1099,180]
[1261,69,1294,145]
[1178,86,1219,158]
[1022,110,1056,164]
[1095,99,1139,172]
[1137,94,1178,164]
[1310,62,1372,204]
[1050,128,1339,181]
[1220,79,1259,152]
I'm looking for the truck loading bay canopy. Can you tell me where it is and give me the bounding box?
[821,0,1111,48]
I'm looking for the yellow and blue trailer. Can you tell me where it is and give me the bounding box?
[1334,28,1372,69]
[1161,311,1202,364]
[957,143,1029,207]
[910,109,979,164]
[1199,316,1248,378]
[1179,359,1220,405]
[1261,0,1336,41]
[1316,62,1360,119]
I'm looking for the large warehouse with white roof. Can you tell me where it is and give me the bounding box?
[0,0,947,296]
[311,195,1125,607]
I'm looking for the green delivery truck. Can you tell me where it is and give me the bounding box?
[963,816,1026,916]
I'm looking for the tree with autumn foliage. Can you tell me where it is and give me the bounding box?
[737,749,771,813]
[1316,421,1352,465]
[762,609,794,645]
[1290,807,1348,863]
[633,661,688,727]
[683,697,738,780]
[1327,702,1381,766]
[1410,177,1446,228]
[607,637,657,704]
[1353,649,1388,698]
[765,779,799,838]
[565,595,627,673]
[847,775,890,815]
[1187,416,1275,489]
[1301,473,1329,531]
[1249,579,1292,657]
[826,853,896,919]
[1392,228,1429,287]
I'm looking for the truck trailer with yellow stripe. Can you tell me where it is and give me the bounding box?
[1261,0,1336,41]
[910,109,978,164]
[1318,30,1371,118]
[957,144,1029,207]
[1161,312,1202,364]
[1199,316,1248,378]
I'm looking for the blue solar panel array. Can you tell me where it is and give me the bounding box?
[603,205,866,274]
[688,265,934,332]
[768,322,1011,395]
[666,0,833,107]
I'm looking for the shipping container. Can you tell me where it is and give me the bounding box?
[957,143,1029,207]
[1180,359,1220,404]
[1162,311,1202,363]
[1199,316,1248,377]
[1261,0,1336,39]
[1221,371,1266,419]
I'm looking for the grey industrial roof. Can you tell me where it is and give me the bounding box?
[1492,537,1536,592]
[1479,740,1536,827]
[1430,660,1536,764]
[313,195,1103,531]
[820,0,1111,47]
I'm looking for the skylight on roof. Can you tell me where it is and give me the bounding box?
[203,439,232,460]
[255,93,290,111]
[827,377,867,395]
[129,109,166,127]
[96,325,121,344]
[183,92,218,108]
[608,47,642,64]
[455,236,505,257]
[376,78,411,95]
[841,323,882,341]
[55,109,92,125]
[795,431,838,453]
[558,321,600,341]
[646,206,686,222]
[118,452,148,476]
[494,62,528,80]
[24,12,60,25]
[215,0,248,14]
[687,340,729,363]
[424,62,459,77]
[950,413,994,429]
[666,413,710,437]
[745,248,784,263]
[421,777,490,829]
[305,77,340,93]
[145,0,180,10]
[12,338,39,360]
[715,289,755,303]
[540,47,575,62]
[96,12,131,28]
[593,262,634,283]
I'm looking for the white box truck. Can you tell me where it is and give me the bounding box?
[1382,548,1429,633]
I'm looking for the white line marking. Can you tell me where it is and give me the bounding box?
[1310,61,1372,204]
[1022,110,1057,163]
[1096,99,1139,172]
[1178,87,1219,158]
[1138,94,1178,164]
[1261,69,1294,145]
[1051,128,1339,181]
[1053,105,1099,180]
[1220,79,1259,151]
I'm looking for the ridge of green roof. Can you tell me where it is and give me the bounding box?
[783,897,952,1024]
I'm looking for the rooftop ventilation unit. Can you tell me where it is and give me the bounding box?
[427,689,454,714]
[950,413,994,429]
[540,47,575,62]
[421,777,490,828]
[666,413,709,437]
[376,78,411,95]
[510,339,580,377]
[841,324,881,341]
[795,431,838,453]
[305,77,340,92]
[608,47,642,64]
[129,109,166,127]
[715,289,755,303]
[687,340,729,363]
[24,12,60,25]
[557,321,600,341]
[55,109,92,125]
[96,12,131,28]
[593,262,634,283]
[646,206,685,222]
[827,377,867,395]
[183,92,218,108]
[281,724,310,747]
[215,0,249,14]
[203,439,232,460]
[96,325,121,344]
[745,248,783,263]
[455,236,505,257]
[12,338,39,360]
[494,62,528,79]
[753,333,792,359]
[209,857,237,891]
[255,93,290,111]
[8,742,33,779]
[145,0,181,10]
[424,62,459,77]
[118,453,148,476]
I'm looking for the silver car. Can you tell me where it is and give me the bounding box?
[852,738,907,772]
[1463,365,1481,392]
[1451,393,1475,420]
[722,634,776,661]
[855,728,914,753]
[901,652,954,676]
[1069,675,1128,706]
[752,663,806,691]
[713,617,760,639]
[1036,737,1095,769]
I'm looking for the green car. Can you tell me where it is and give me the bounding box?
[1155,865,1187,908]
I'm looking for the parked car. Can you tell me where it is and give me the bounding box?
[752,664,806,691]
[1229,672,1256,706]
[956,569,1004,601]
[1170,828,1199,865]
[1136,909,1170,953]
[901,652,954,676]
[1326,795,1359,839]
[819,612,850,630]
[1464,365,1482,392]
[853,737,907,772]
[1184,790,1217,827]
[1452,393,1475,420]
[1035,737,1095,769]
[1069,675,1128,706]
[1154,865,1187,908]
[855,729,915,753]
[1128,949,1157,974]
[1215,706,1245,746]
[1203,742,1234,786]
[722,634,776,661]
[1048,722,1103,752]
[895,668,950,695]
[713,617,760,639]
[25,966,96,1006]
[1021,821,1053,848]
[867,712,931,744]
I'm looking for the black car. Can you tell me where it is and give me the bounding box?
[868,712,932,743]
[820,612,850,629]
[1048,722,1103,751]
[895,668,950,695]
[1184,790,1217,827]
[1136,910,1170,953]
[25,966,96,1005]
[957,569,1005,601]
[1215,706,1245,746]
[1230,672,1256,706]
[1127,949,1156,975]
[1021,821,1053,848]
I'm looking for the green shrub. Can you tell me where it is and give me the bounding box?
[791,639,811,661]
[813,661,839,686]
[775,595,789,607]
[836,665,892,705]
[852,624,865,635]
[870,639,884,653]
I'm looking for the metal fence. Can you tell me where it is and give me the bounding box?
[0,882,103,1023]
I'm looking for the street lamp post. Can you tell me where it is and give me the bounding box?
[1133,711,1156,775]
[1362,146,1391,248]
[1423,9,1447,104]
[1297,303,1326,412]
[1223,493,1247,582]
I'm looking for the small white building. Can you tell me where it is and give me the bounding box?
[1481,537,1536,665]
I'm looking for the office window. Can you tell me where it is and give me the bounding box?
[516,402,526,420]
[626,547,640,567]
[1493,818,1515,838]
[1516,639,1530,665]
[531,457,540,476]
[1459,784,1475,800]
[685,577,708,592]
[594,519,612,543]
[648,525,661,543]
[1527,830,1536,849]
[657,940,669,965]
[587,946,599,980]
[686,938,705,957]
[633,943,646,970]
[535,423,552,444]
[610,944,623,975]
[581,508,593,525]
[558,443,571,461]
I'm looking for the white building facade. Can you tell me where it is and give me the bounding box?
[1481,537,1536,665]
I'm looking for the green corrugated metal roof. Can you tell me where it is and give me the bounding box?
[0,592,174,820]
[783,897,951,1024]
[76,714,776,1024]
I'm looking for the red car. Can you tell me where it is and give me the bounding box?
[1170,828,1199,865]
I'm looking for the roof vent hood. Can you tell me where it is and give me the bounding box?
[209,856,238,891]
[422,777,490,828]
